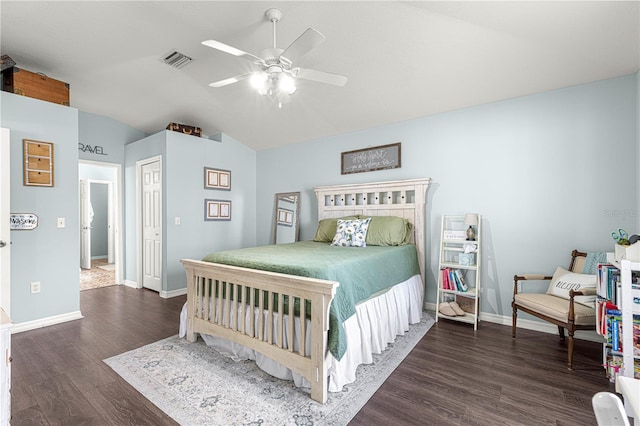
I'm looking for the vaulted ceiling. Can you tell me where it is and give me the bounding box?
[1,1,638,150]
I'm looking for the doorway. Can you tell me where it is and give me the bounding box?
[78,161,122,290]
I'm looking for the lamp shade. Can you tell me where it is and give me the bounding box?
[464,213,479,226]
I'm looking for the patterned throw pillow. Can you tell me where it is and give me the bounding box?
[330,218,372,247]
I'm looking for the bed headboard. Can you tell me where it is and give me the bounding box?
[313,178,431,285]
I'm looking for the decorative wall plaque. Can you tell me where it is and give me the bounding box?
[23,139,54,186]
[10,213,38,230]
[341,142,401,175]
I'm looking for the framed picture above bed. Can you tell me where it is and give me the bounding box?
[204,167,231,190]
[204,199,231,221]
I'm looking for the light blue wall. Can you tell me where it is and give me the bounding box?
[124,131,257,292]
[256,74,638,319]
[1,92,80,323]
[637,71,640,223]
[165,132,257,291]
[78,110,146,164]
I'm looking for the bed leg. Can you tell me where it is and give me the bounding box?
[186,318,196,343]
[310,361,328,403]
[310,316,329,403]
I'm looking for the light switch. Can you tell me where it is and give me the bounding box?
[175,217,181,225]
[57,218,65,228]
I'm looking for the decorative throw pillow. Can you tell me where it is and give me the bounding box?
[364,216,412,246]
[546,266,597,307]
[330,218,371,247]
[313,216,359,242]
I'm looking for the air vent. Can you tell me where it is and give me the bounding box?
[159,50,192,69]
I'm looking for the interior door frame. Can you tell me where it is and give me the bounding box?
[136,155,162,291]
[79,179,92,269]
[0,128,10,316]
[78,160,123,285]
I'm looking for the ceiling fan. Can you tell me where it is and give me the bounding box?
[202,8,348,105]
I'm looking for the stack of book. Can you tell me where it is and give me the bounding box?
[440,268,468,292]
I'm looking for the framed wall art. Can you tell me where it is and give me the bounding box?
[204,167,231,190]
[341,142,401,175]
[205,199,231,221]
[24,139,54,186]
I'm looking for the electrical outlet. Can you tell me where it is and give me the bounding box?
[57,218,65,228]
[31,281,41,294]
[175,217,181,225]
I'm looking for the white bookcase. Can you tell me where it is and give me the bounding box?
[602,255,638,381]
[436,215,481,330]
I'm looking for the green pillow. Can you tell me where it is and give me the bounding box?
[364,216,412,246]
[313,216,359,242]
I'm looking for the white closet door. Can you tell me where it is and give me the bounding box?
[142,160,162,292]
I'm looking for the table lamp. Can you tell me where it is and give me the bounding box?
[464,213,478,241]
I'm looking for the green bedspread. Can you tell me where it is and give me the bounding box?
[201,240,421,360]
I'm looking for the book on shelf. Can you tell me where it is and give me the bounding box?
[604,346,640,381]
[597,262,640,308]
[440,267,469,292]
[454,270,468,291]
[603,311,640,355]
[440,268,451,290]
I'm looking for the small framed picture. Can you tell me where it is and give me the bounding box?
[204,167,231,190]
[277,208,294,226]
[205,199,231,221]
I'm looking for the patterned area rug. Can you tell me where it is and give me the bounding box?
[80,259,115,291]
[104,314,434,425]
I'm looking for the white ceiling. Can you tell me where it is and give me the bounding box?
[1,1,638,151]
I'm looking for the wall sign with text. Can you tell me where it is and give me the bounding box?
[341,142,401,175]
[10,213,38,230]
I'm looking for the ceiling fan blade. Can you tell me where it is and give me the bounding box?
[295,68,348,87]
[280,28,325,63]
[202,40,264,64]
[209,73,253,88]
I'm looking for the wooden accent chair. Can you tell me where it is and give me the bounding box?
[512,250,597,369]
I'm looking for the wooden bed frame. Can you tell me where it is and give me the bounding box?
[181,178,430,403]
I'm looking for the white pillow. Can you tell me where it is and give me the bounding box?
[546,266,597,307]
[330,218,371,247]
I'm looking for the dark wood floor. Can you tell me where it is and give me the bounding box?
[11,286,613,425]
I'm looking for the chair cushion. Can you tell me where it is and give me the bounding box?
[546,266,597,307]
[514,293,596,325]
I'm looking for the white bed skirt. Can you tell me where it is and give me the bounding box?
[179,274,423,392]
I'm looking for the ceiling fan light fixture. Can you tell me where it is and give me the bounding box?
[250,72,268,93]
[278,73,297,95]
[202,8,347,104]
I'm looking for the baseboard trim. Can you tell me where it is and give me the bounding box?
[11,310,84,334]
[160,288,187,299]
[124,279,138,289]
[424,302,601,343]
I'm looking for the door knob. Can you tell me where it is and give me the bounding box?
[0,240,5,248]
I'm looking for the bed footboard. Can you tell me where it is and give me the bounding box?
[181,259,339,403]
